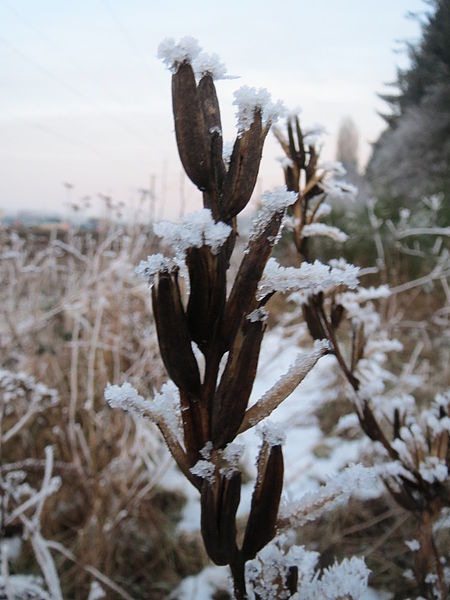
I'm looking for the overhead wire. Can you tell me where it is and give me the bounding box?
[0,12,151,146]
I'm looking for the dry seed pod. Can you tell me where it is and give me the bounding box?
[186,246,227,353]
[224,207,286,346]
[242,442,284,560]
[211,319,265,448]
[198,74,226,212]
[200,473,241,565]
[172,62,210,191]
[221,111,265,221]
[152,271,201,395]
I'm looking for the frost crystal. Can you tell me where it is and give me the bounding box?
[192,51,229,80]
[279,464,377,527]
[104,382,148,414]
[135,253,178,286]
[153,209,231,255]
[233,86,285,133]
[245,534,369,600]
[257,421,286,447]
[313,556,370,599]
[220,442,244,478]
[247,308,269,323]
[249,188,297,241]
[190,459,215,484]
[418,456,448,483]
[157,36,201,72]
[301,223,348,242]
[405,539,420,552]
[259,258,359,300]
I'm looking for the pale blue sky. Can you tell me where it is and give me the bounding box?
[0,0,425,219]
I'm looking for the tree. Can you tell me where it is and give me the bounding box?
[367,0,450,207]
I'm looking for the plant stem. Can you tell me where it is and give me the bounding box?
[230,554,247,600]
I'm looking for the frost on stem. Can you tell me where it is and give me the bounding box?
[301,223,348,243]
[258,258,359,301]
[153,209,232,256]
[135,253,180,287]
[233,86,285,134]
[278,464,377,528]
[248,188,298,243]
[245,534,370,600]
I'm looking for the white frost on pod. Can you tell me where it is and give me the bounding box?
[190,459,216,484]
[258,258,359,300]
[157,36,202,72]
[135,253,180,287]
[233,86,285,133]
[153,209,232,255]
[301,223,348,243]
[257,420,286,447]
[249,188,298,242]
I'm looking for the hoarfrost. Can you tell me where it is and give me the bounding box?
[418,457,448,483]
[233,86,285,133]
[135,253,178,286]
[104,382,148,414]
[245,534,369,600]
[157,36,201,72]
[192,51,231,80]
[249,188,297,241]
[190,459,215,484]
[257,421,286,447]
[153,209,231,255]
[220,442,245,478]
[279,464,377,527]
[309,556,370,600]
[405,539,420,552]
[301,223,348,242]
[259,258,359,300]
[247,308,269,323]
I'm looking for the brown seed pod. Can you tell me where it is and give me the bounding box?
[211,319,265,448]
[221,111,265,221]
[152,271,201,396]
[242,442,284,560]
[200,472,241,565]
[172,62,210,191]
[224,207,285,347]
[186,246,227,354]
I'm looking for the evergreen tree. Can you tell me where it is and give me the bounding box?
[367,0,450,210]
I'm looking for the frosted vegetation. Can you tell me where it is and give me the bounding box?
[1,28,449,600]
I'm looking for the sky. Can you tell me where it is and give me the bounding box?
[0,0,426,221]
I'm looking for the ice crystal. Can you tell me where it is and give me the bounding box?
[220,442,244,478]
[257,421,286,447]
[405,539,420,552]
[153,209,231,255]
[233,86,285,133]
[157,36,201,72]
[192,51,230,80]
[301,223,348,242]
[104,382,148,414]
[279,464,377,527]
[247,308,269,323]
[135,253,178,287]
[190,459,215,484]
[249,188,297,242]
[259,258,359,300]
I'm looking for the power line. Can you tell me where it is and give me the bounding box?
[0,34,150,146]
